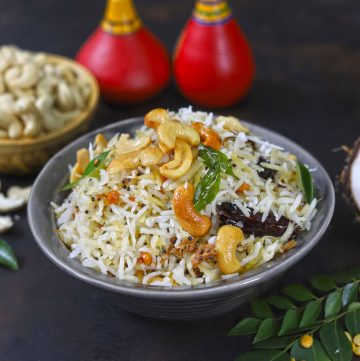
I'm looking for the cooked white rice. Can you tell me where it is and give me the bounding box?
[53,107,318,287]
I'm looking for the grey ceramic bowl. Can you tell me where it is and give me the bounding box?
[28,117,335,320]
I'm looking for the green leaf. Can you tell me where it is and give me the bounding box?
[319,321,353,361]
[341,282,358,307]
[194,144,238,211]
[253,336,296,350]
[310,275,336,292]
[333,272,354,284]
[324,290,342,318]
[253,318,277,343]
[282,284,317,302]
[348,301,360,310]
[297,160,314,204]
[345,307,360,336]
[228,317,261,336]
[62,150,110,190]
[299,300,322,327]
[279,308,301,336]
[250,299,273,319]
[349,267,360,279]
[235,350,290,361]
[291,339,331,361]
[194,164,221,211]
[267,296,295,310]
[0,240,19,271]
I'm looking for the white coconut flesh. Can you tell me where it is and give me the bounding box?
[350,148,360,211]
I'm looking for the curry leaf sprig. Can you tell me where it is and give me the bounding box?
[62,150,111,191]
[194,144,238,211]
[0,239,19,271]
[229,270,360,361]
[297,160,314,204]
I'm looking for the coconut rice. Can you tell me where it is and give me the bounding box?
[53,107,318,287]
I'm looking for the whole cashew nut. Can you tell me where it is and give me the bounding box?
[157,120,200,150]
[215,225,244,274]
[4,63,38,89]
[172,182,212,237]
[116,134,151,155]
[216,116,249,134]
[16,98,43,137]
[55,81,75,111]
[160,139,193,180]
[144,108,170,129]
[191,122,222,150]
[94,133,108,155]
[36,95,80,131]
[107,146,163,174]
[0,109,23,138]
[70,148,90,183]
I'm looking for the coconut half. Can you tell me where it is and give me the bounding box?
[341,137,360,219]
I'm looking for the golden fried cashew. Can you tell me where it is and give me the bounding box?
[94,133,108,155]
[115,133,151,155]
[160,139,193,180]
[172,182,211,237]
[216,225,244,274]
[191,122,222,150]
[157,120,200,150]
[107,147,162,174]
[216,116,249,134]
[144,108,170,129]
[70,148,90,183]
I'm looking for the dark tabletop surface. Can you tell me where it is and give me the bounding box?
[0,0,359,360]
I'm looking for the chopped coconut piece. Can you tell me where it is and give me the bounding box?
[0,215,13,233]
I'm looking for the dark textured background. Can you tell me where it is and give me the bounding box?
[0,0,359,360]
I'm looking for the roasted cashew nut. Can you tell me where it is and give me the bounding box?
[107,147,163,174]
[160,139,193,180]
[216,225,244,274]
[157,120,200,150]
[172,182,212,237]
[192,122,222,150]
[94,133,108,155]
[144,108,170,129]
[70,148,90,183]
[115,133,151,155]
[216,116,249,134]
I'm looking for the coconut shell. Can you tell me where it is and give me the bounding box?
[340,137,360,221]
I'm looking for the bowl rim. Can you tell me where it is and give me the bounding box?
[28,117,335,300]
[0,53,99,148]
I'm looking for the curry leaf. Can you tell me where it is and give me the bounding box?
[62,150,111,190]
[291,339,331,361]
[297,160,314,204]
[253,318,277,343]
[341,282,358,307]
[0,240,19,271]
[235,350,291,361]
[267,296,295,310]
[278,309,301,336]
[333,272,354,284]
[345,306,360,336]
[251,299,273,319]
[253,336,296,350]
[319,321,353,361]
[299,300,323,327]
[282,284,316,302]
[324,290,342,318]
[310,275,336,292]
[228,317,261,336]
